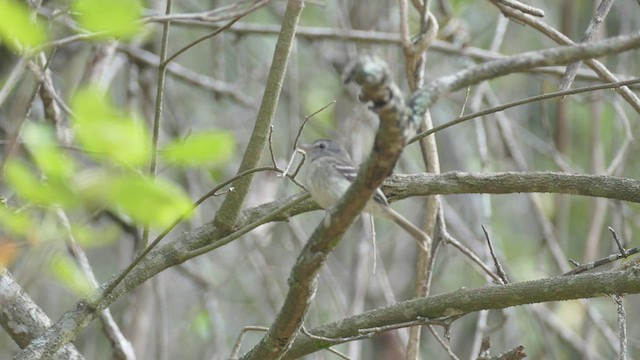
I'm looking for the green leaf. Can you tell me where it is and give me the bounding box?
[77,170,191,227]
[191,310,213,339]
[0,206,33,237]
[0,0,47,53]
[23,123,75,179]
[71,87,151,167]
[108,175,193,228]
[71,223,120,247]
[50,255,94,296]
[162,131,235,167]
[72,0,143,40]
[4,160,78,207]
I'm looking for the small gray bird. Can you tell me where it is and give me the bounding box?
[299,139,429,251]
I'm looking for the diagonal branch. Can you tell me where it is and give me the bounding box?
[241,55,410,359]
[490,1,640,115]
[0,269,84,360]
[212,0,305,233]
[409,30,640,117]
[283,266,640,358]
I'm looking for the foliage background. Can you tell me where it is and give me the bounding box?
[1,0,640,359]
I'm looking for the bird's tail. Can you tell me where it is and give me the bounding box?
[381,206,432,253]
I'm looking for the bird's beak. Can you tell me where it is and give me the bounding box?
[298,143,312,154]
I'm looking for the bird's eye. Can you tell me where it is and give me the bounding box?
[318,142,326,149]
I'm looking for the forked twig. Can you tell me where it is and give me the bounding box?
[563,227,638,276]
[482,225,509,284]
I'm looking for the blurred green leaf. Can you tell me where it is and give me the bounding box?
[71,223,121,247]
[72,0,143,40]
[0,206,34,237]
[450,0,473,12]
[191,310,213,339]
[162,131,235,167]
[0,0,47,53]
[5,160,78,207]
[23,123,75,179]
[75,169,114,210]
[71,87,151,167]
[50,255,94,296]
[208,167,225,183]
[108,175,193,228]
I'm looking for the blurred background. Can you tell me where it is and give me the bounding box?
[1,0,640,359]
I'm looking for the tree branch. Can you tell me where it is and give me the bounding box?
[409,30,640,117]
[490,1,640,115]
[384,171,640,203]
[212,0,305,233]
[0,269,84,360]
[283,265,640,358]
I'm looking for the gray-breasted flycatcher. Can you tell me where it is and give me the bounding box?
[300,139,429,251]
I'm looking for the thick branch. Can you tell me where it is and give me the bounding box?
[0,269,84,360]
[384,171,640,203]
[284,265,640,358]
[212,0,304,233]
[410,30,640,116]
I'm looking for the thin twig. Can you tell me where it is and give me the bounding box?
[458,86,471,117]
[145,0,269,24]
[142,0,174,252]
[300,317,455,344]
[481,225,509,285]
[280,99,335,179]
[287,150,307,180]
[278,149,305,179]
[608,227,628,257]
[559,0,615,93]
[199,165,305,202]
[426,325,461,360]
[291,99,336,150]
[229,326,269,359]
[493,0,544,17]
[0,56,54,178]
[563,246,640,276]
[161,15,243,67]
[441,230,503,284]
[368,214,377,274]
[268,125,277,168]
[56,209,136,360]
[299,327,353,359]
[613,295,627,360]
[324,347,351,360]
[118,44,253,105]
[0,57,28,108]
[409,78,640,145]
